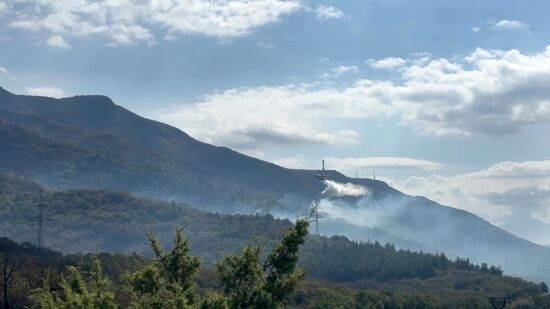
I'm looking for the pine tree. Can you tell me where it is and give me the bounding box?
[30,220,309,309]
[215,219,309,308]
[31,256,117,309]
[125,227,201,309]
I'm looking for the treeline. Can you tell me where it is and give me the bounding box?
[2,229,549,308]
[301,235,502,283]
[294,283,440,309]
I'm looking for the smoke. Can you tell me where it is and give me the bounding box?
[311,189,550,282]
[320,198,391,228]
[270,179,550,282]
[321,180,369,197]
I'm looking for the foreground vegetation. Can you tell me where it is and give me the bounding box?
[0,219,309,308]
[27,219,308,308]
[2,231,550,308]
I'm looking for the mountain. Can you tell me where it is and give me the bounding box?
[0,86,357,211]
[1,86,549,282]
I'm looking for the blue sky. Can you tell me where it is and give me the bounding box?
[1,0,550,244]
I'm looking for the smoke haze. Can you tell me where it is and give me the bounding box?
[322,180,370,197]
[290,179,550,283]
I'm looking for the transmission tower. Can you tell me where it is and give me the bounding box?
[29,191,53,251]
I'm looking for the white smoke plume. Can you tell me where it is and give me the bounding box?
[321,180,369,197]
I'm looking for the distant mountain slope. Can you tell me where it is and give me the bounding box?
[0,86,343,209]
[1,87,550,282]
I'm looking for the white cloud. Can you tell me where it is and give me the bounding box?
[471,26,480,33]
[491,19,530,31]
[150,82,398,150]
[151,0,301,38]
[477,160,550,178]
[390,160,550,244]
[325,157,444,173]
[151,45,550,153]
[367,57,408,70]
[323,65,359,78]
[257,41,276,49]
[0,67,14,79]
[396,46,550,135]
[46,35,70,49]
[5,0,302,46]
[315,5,345,21]
[25,86,65,98]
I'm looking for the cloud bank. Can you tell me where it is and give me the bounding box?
[390,160,550,244]
[153,45,550,152]
[4,0,302,45]
[325,157,443,173]
[151,83,395,149]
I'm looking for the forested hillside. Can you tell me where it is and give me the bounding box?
[0,86,329,212]
[1,230,549,308]
[1,172,549,308]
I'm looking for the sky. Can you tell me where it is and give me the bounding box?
[1,0,550,244]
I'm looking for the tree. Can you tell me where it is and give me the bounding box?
[1,256,19,309]
[30,220,309,309]
[540,281,549,294]
[215,219,309,308]
[31,256,117,309]
[125,227,202,309]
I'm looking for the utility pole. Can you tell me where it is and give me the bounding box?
[322,159,325,171]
